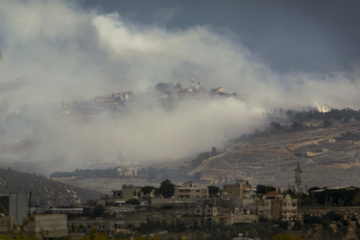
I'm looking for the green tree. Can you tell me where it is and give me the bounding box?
[141,186,155,195]
[93,204,105,217]
[208,186,220,196]
[159,179,175,198]
[125,198,140,205]
[324,119,333,128]
[211,146,217,155]
[355,222,360,239]
[292,220,303,231]
[308,187,320,196]
[256,185,276,195]
[270,122,282,131]
[278,221,289,230]
[292,122,304,131]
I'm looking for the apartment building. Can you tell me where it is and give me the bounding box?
[174,182,209,199]
[256,191,297,221]
[220,180,254,199]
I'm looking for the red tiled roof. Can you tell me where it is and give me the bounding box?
[281,210,297,213]
[264,191,282,196]
[241,185,249,190]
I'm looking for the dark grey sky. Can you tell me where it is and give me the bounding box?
[83,0,360,74]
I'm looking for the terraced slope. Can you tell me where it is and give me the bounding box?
[190,120,360,188]
[0,168,101,206]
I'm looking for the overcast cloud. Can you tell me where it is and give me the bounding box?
[0,0,359,174]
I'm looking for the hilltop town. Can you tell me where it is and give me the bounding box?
[61,81,244,119]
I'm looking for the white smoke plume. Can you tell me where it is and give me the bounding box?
[0,0,359,174]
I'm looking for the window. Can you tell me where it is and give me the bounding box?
[292,203,296,207]
[196,190,200,192]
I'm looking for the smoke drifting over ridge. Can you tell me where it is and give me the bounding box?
[0,0,360,174]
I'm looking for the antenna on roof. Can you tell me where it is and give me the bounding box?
[28,192,32,216]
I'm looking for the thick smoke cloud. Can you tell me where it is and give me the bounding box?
[0,0,359,174]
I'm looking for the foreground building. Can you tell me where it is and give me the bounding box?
[68,219,126,236]
[112,184,155,202]
[0,194,27,225]
[256,191,298,221]
[220,180,255,199]
[23,214,68,239]
[174,182,209,199]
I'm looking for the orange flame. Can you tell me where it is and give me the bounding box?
[311,98,329,113]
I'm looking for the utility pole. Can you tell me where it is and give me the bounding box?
[294,161,303,195]
[294,162,303,208]
[28,192,32,216]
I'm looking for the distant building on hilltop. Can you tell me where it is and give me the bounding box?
[117,167,137,177]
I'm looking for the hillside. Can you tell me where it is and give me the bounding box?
[51,111,360,193]
[0,168,101,206]
[189,119,360,188]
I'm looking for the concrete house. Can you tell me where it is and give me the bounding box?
[0,194,27,225]
[256,191,297,221]
[68,219,125,236]
[174,182,209,199]
[112,185,142,200]
[220,180,254,199]
[112,185,154,202]
[23,214,68,239]
[194,205,219,217]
